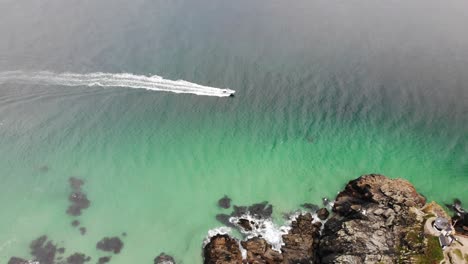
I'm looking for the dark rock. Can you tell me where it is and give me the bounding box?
[446,198,468,236]
[316,208,329,220]
[97,256,111,264]
[122,232,127,237]
[215,214,234,227]
[319,174,427,263]
[79,227,87,235]
[203,235,242,264]
[67,191,90,216]
[241,237,283,263]
[282,213,320,263]
[96,237,124,254]
[301,203,319,212]
[72,220,80,227]
[30,235,57,264]
[69,177,84,191]
[237,218,252,231]
[58,247,65,254]
[154,253,176,264]
[66,252,90,264]
[8,257,27,264]
[218,195,231,209]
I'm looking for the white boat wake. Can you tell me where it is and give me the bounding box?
[0,71,235,97]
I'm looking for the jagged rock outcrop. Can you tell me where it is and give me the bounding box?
[204,235,243,264]
[281,213,321,263]
[204,213,321,264]
[319,174,427,263]
[203,174,448,264]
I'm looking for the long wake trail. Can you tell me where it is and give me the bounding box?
[0,71,235,97]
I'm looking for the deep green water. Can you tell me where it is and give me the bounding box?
[0,0,467,263]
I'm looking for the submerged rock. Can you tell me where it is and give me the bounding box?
[66,252,91,264]
[71,220,80,227]
[218,195,231,209]
[39,165,50,173]
[79,227,87,235]
[154,253,176,264]
[67,177,90,216]
[67,191,90,216]
[301,203,319,212]
[96,237,124,254]
[69,177,84,191]
[203,234,242,264]
[8,257,28,264]
[30,235,58,264]
[97,256,111,264]
[215,201,273,227]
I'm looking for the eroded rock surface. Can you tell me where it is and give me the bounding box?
[282,213,321,263]
[319,174,427,263]
[203,235,243,264]
[203,174,443,264]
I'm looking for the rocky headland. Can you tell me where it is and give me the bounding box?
[203,174,468,264]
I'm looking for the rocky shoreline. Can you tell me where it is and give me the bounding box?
[203,174,468,264]
[7,174,468,264]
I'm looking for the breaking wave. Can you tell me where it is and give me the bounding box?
[0,71,235,97]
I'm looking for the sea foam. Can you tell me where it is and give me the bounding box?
[0,71,235,97]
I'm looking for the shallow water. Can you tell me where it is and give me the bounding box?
[0,0,467,263]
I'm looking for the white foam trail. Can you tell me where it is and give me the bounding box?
[0,71,235,97]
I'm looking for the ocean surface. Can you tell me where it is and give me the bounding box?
[0,0,467,263]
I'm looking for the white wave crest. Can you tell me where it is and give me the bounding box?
[229,214,291,252]
[0,71,235,97]
[203,226,232,247]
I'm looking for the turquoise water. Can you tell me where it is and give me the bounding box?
[0,0,467,263]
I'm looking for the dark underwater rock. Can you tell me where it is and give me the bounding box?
[79,227,87,235]
[71,220,80,227]
[96,237,124,254]
[8,257,28,264]
[30,235,58,264]
[69,177,84,191]
[97,256,111,264]
[67,177,90,216]
[66,252,90,264]
[215,201,273,226]
[154,253,176,264]
[301,203,319,212]
[67,191,90,216]
[218,195,231,209]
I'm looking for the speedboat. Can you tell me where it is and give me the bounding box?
[222,89,235,97]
